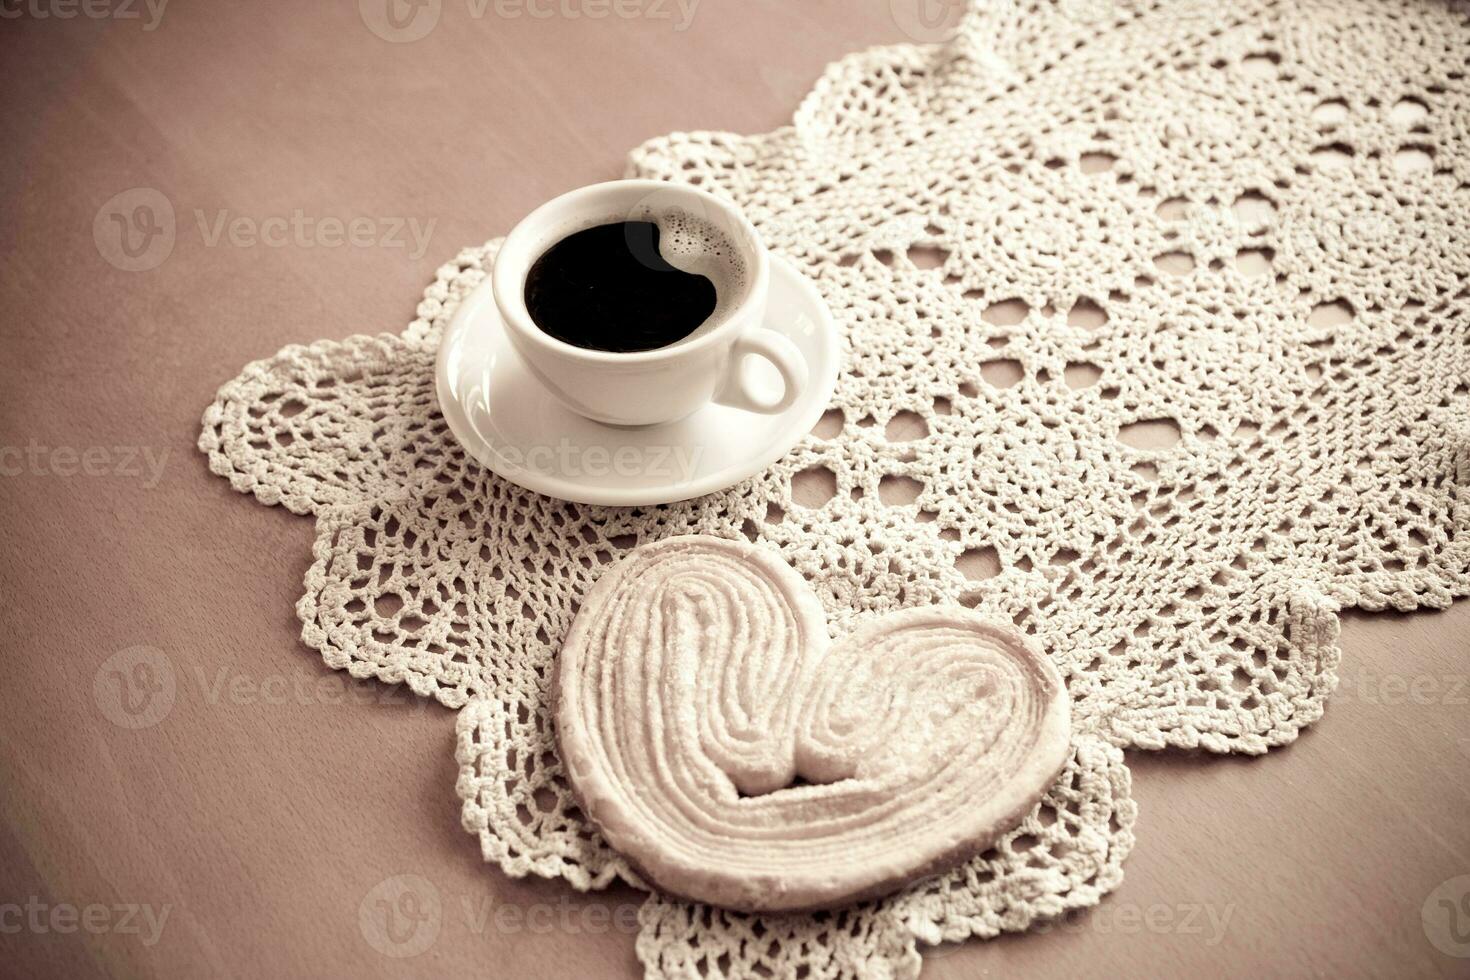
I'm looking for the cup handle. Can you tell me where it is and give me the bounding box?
[712,328,809,415]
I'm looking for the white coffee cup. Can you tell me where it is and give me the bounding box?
[493,179,809,427]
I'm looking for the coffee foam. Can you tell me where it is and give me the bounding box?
[649,208,747,309]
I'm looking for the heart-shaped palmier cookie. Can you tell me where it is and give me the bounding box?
[553,536,1071,912]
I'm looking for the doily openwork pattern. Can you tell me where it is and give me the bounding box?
[200,1,1470,976]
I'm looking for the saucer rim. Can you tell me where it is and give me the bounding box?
[435,255,839,507]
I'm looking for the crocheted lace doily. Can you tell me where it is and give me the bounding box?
[200,1,1470,976]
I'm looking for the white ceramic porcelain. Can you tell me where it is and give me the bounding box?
[437,255,839,506]
[492,179,808,426]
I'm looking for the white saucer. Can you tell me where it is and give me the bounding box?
[436,256,839,507]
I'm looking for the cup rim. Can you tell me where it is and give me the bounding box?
[492,179,770,366]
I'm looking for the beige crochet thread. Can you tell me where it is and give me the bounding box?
[200,0,1469,975]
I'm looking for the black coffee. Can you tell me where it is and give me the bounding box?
[524,221,718,353]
